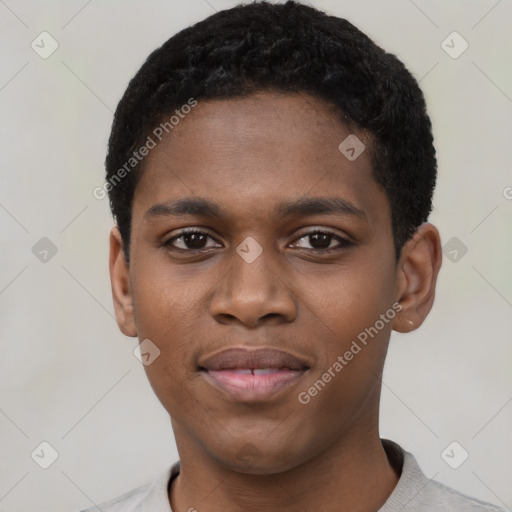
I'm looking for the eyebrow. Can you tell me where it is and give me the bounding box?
[144,196,366,221]
[277,197,366,219]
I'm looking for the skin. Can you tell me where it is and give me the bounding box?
[110,91,442,512]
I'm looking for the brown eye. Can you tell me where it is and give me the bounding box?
[164,230,221,251]
[291,229,353,251]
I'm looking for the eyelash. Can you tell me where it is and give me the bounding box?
[162,228,353,253]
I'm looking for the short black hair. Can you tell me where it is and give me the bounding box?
[105,0,437,261]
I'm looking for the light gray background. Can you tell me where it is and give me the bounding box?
[0,1,511,511]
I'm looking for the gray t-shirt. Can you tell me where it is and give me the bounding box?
[78,440,506,511]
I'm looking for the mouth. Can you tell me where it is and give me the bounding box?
[199,347,310,402]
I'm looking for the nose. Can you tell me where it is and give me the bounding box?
[209,242,297,328]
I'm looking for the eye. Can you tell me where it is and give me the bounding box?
[162,228,352,253]
[163,229,221,251]
[290,228,353,252]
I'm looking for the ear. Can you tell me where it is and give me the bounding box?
[392,223,442,333]
[109,227,137,337]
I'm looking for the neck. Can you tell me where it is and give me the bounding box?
[169,423,400,512]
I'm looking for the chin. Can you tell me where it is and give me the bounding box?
[212,441,305,476]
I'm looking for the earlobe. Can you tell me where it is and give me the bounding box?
[392,223,442,333]
[109,227,137,337]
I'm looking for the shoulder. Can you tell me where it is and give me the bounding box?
[77,483,150,512]
[415,478,507,511]
[380,440,506,512]
[74,464,178,512]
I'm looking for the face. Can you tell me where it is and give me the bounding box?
[110,92,439,474]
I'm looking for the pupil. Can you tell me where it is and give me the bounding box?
[181,233,333,250]
[185,233,206,249]
[310,233,331,249]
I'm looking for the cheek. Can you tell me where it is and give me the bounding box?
[298,257,397,345]
[130,271,201,384]
[295,259,397,409]
[294,283,394,433]
[131,256,204,338]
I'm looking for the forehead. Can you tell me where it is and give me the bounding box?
[133,92,389,227]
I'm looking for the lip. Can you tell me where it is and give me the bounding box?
[199,347,310,402]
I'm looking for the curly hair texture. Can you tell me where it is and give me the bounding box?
[105,0,437,260]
